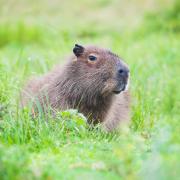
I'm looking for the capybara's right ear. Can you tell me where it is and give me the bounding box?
[73,44,84,57]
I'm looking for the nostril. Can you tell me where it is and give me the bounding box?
[118,68,129,78]
[118,69,124,74]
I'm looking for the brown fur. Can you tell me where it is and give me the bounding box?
[21,45,130,131]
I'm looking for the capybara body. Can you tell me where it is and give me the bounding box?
[22,44,130,131]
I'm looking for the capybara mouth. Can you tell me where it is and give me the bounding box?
[113,81,127,94]
[113,90,122,94]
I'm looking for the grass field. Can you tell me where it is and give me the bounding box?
[0,0,179,179]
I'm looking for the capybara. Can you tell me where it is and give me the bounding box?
[21,44,130,131]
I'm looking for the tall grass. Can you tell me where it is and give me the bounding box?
[0,1,179,179]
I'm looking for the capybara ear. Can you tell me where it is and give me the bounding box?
[73,44,84,57]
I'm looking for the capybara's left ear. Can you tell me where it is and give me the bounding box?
[73,44,84,57]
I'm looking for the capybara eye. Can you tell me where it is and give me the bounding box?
[88,55,97,61]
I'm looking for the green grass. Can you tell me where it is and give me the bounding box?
[0,0,180,179]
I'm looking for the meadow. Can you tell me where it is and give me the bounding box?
[0,0,179,179]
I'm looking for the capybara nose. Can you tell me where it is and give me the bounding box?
[118,67,129,79]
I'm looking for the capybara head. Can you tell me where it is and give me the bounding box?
[69,44,129,97]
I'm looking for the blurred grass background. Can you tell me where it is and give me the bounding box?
[0,0,179,179]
